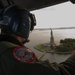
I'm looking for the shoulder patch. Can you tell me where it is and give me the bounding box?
[13,46,36,63]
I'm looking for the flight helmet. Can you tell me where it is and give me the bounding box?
[0,5,36,40]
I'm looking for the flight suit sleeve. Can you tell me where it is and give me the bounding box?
[12,62,61,75]
[11,55,75,75]
[12,46,75,75]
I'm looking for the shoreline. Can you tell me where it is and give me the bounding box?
[34,44,73,54]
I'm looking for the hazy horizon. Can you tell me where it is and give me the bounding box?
[31,2,75,29]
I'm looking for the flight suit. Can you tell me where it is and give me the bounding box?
[0,34,75,75]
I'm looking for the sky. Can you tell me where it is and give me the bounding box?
[31,1,75,29]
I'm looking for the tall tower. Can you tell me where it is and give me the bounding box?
[50,29,55,48]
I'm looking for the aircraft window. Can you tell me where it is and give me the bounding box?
[26,2,75,63]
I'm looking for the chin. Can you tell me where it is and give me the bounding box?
[22,39,30,44]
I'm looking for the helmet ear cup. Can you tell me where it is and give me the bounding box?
[29,13,36,31]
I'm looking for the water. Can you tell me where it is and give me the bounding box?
[25,29,75,63]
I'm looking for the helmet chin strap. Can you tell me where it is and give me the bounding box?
[26,39,30,43]
[22,39,30,44]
